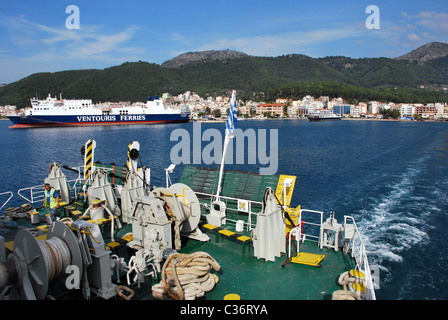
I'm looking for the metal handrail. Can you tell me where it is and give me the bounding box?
[195,191,263,230]
[344,215,376,300]
[17,184,45,204]
[288,208,324,257]
[287,212,376,300]
[17,178,84,205]
[0,191,13,211]
[15,165,98,205]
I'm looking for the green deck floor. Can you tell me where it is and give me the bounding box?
[3,209,357,301]
[177,226,356,300]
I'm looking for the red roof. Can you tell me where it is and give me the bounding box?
[257,103,285,107]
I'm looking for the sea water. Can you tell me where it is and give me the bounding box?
[0,119,447,299]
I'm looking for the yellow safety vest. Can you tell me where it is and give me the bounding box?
[44,188,58,209]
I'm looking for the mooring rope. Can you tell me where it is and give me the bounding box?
[152,251,221,300]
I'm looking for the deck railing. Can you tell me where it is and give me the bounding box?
[344,215,376,300]
[14,165,120,206]
[287,211,376,300]
[287,208,324,257]
[16,165,88,205]
[195,191,263,231]
[0,191,13,211]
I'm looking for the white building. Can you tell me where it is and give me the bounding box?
[368,101,379,114]
[400,104,415,117]
[350,105,361,117]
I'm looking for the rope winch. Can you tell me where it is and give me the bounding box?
[0,221,82,300]
[37,237,72,282]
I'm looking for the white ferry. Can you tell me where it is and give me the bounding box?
[7,94,190,128]
[307,109,341,121]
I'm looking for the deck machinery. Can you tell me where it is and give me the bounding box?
[0,140,376,301]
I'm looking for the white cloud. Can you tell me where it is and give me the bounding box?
[193,27,364,57]
[407,33,422,41]
[0,14,144,78]
[401,11,448,35]
[70,26,139,57]
[170,32,185,42]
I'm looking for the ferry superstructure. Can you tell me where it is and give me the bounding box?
[7,94,190,128]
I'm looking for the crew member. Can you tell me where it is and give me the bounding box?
[43,183,60,222]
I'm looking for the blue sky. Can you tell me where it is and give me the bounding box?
[0,0,447,83]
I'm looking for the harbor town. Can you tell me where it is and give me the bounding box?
[2,90,447,121]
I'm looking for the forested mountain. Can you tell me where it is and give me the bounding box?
[161,49,248,68]
[1,43,447,108]
[396,42,448,64]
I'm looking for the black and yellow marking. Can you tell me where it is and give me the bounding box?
[127,143,131,170]
[199,221,251,254]
[84,140,94,179]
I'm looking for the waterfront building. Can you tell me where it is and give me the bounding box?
[368,101,379,114]
[333,104,351,116]
[287,105,298,117]
[400,104,415,118]
[358,103,367,114]
[414,104,436,118]
[350,105,361,117]
[256,103,285,117]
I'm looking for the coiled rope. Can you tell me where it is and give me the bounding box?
[37,237,72,281]
[332,270,367,300]
[152,252,221,300]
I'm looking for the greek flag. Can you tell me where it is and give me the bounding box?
[225,90,237,137]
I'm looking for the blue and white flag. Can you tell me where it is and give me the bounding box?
[225,90,237,137]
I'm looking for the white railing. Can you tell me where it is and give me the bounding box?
[14,165,109,205]
[195,191,263,231]
[17,178,88,205]
[17,184,46,204]
[288,208,324,258]
[0,191,14,211]
[344,215,376,300]
[287,211,376,300]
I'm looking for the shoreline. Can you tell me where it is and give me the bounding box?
[193,117,448,123]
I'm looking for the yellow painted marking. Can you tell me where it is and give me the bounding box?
[291,252,325,266]
[350,269,366,279]
[224,294,241,300]
[202,223,218,230]
[36,235,47,241]
[4,241,14,252]
[219,229,235,236]
[121,234,133,242]
[106,241,120,249]
[237,235,251,242]
[274,175,296,206]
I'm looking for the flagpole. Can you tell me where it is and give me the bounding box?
[215,90,237,202]
[215,135,230,200]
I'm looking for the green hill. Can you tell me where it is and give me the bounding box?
[1,43,448,108]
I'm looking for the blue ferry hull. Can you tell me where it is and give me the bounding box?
[7,113,189,128]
